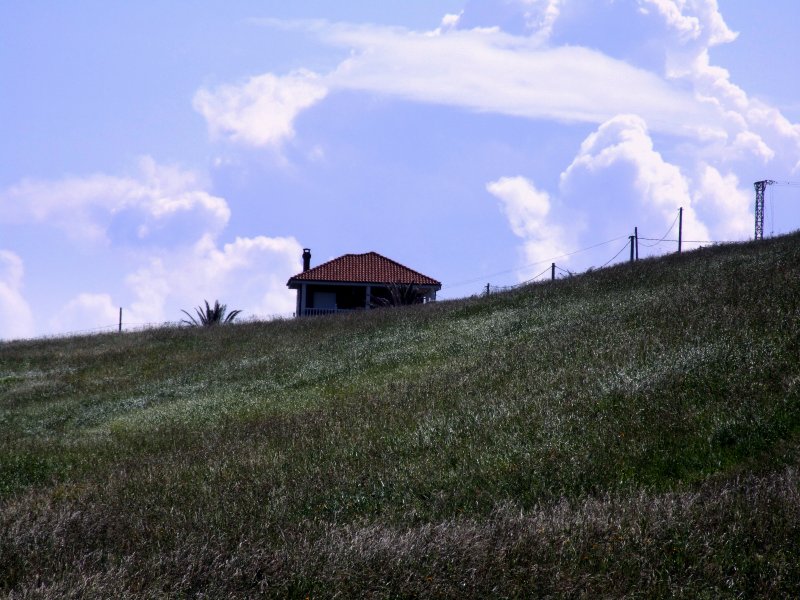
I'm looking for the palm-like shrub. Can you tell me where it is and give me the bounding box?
[181,300,242,327]
[370,283,424,308]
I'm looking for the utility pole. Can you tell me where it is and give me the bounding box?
[551,263,555,281]
[629,235,635,262]
[754,180,775,240]
[485,283,490,296]
[678,207,683,253]
[634,227,639,260]
[118,307,122,333]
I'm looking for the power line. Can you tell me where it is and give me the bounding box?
[640,213,679,248]
[554,235,630,259]
[639,238,735,244]
[447,227,734,293]
[444,234,628,289]
[599,240,631,269]
[770,184,775,237]
[519,267,550,285]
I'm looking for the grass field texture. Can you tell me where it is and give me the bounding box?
[1,233,799,598]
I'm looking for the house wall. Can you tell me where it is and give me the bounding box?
[306,284,368,310]
[293,281,440,315]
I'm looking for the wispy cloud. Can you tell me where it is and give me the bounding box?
[324,23,716,136]
[200,16,727,151]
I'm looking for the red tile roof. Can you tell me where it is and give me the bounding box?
[287,252,441,287]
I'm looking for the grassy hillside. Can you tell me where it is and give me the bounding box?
[2,234,799,598]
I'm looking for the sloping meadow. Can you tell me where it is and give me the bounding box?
[1,234,799,597]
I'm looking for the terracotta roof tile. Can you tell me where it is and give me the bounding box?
[287,252,441,287]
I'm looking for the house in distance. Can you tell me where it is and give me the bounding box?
[287,249,442,317]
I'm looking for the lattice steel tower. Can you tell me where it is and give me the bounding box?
[754,180,775,240]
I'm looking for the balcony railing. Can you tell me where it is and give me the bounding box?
[300,307,356,317]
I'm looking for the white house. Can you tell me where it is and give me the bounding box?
[287,249,441,317]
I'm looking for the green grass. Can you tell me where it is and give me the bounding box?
[2,234,800,597]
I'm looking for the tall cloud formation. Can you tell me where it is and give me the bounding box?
[562,114,710,246]
[489,114,753,278]
[7,1,795,337]
[641,0,800,166]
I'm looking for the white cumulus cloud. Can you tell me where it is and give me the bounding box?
[2,159,303,335]
[520,0,564,43]
[0,251,35,340]
[217,7,800,179]
[193,70,329,148]
[121,234,303,327]
[490,114,745,273]
[47,234,303,334]
[0,157,230,245]
[639,0,703,42]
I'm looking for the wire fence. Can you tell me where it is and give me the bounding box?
[20,313,298,343]
[461,208,742,296]
[24,321,181,341]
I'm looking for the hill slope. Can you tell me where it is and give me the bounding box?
[2,234,800,597]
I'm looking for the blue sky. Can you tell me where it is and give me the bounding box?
[2,0,799,339]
